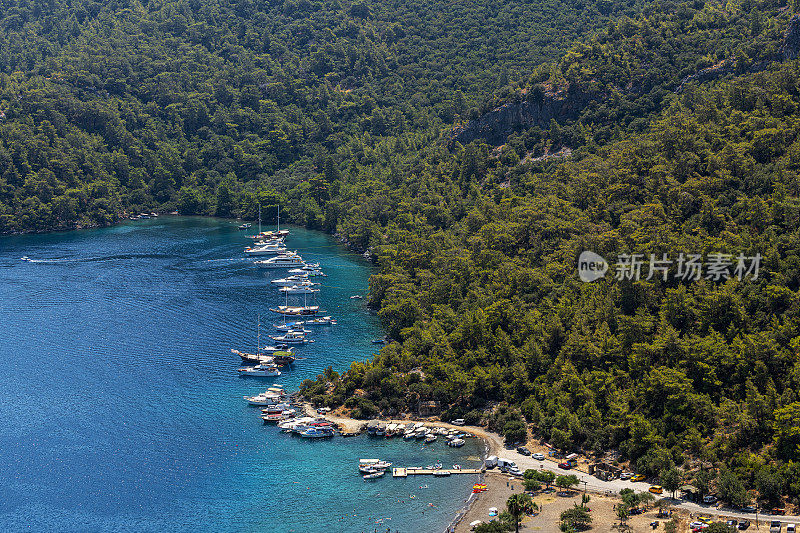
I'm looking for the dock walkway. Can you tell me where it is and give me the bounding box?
[392,467,482,477]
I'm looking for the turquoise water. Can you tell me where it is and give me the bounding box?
[0,217,483,532]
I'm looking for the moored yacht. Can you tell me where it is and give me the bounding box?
[237,363,282,377]
[269,305,320,316]
[273,321,310,333]
[304,316,336,325]
[255,253,304,268]
[245,241,287,256]
[279,284,320,295]
[270,275,310,286]
[269,330,313,344]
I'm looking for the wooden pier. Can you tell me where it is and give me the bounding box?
[392,467,482,478]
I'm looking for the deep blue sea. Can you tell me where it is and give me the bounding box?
[0,217,483,533]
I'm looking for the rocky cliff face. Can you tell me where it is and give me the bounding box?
[783,14,800,60]
[451,88,591,146]
[452,15,800,148]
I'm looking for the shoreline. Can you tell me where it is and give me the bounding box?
[303,404,509,532]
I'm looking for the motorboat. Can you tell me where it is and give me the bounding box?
[300,427,335,438]
[238,223,252,230]
[269,331,313,344]
[237,363,282,377]
[246,241,287,256]
[448,438,466,447]
[305,316,336,325]
[363,471,385,480]
[274,321,310,333]
[425,434,437,443]
[270,275,310,286]
[254,253,304,268]
[288,268,326,276]
[262,403,293,414]
[244,393,285,406]
[270,305,320,316]
[279,284,320,295]
[403,431,416,440]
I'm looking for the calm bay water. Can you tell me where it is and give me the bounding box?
[0,217,483,533]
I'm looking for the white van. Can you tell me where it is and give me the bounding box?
[497,458,517,472]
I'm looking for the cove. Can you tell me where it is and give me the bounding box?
[0,216,483,533]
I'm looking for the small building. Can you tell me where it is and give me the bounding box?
[589,462,622,481]
[417,400,440,417]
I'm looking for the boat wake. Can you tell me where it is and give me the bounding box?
[21,253,176,264]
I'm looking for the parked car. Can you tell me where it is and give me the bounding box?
[741,507,757,513]
[532,452,545,461]
[620,472,633,480]
[727,519,739,527]
[558,462,572,469]
[649,485,663,494]
[738,520,751,530]
[773,508,787,515]
[690,521,709,530]
[508,467,523,476]
[703,495,718,504]
[770,520,782,533]
[632,474,646,482]
[451,419,465,426]
[787,524,796,533]
[516,446,531,456]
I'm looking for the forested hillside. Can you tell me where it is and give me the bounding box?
[6,0,800,508]
[298,0,800,508]
[0,0,639,232]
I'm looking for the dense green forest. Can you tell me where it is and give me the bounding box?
[0,0,642,231]
[5,0,800,509]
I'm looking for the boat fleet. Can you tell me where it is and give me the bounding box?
[232,207,339,437]
[366,421,469,447]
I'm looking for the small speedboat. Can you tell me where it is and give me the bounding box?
[238,223,252,230]
[448,438,465,448]
[425,434,437,443]
[350,295,363,300]
[363,471,385,480]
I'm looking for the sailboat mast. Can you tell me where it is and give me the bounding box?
[277,204,280,232]
[258,204,262,234]
[257,314,261,355]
